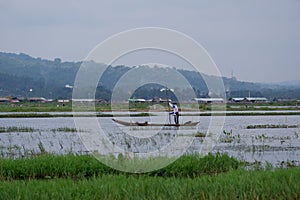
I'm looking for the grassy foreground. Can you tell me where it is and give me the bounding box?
[1,169,299,200]
[0,154,299,199]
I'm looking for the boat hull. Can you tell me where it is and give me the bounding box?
[112,119,199,127]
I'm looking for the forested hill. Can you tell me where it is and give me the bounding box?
[0,52,299,100]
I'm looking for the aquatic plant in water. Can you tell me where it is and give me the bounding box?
[0,126,35,133]
[247,124,298,129]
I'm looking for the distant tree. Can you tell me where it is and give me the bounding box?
[54,58,61,64]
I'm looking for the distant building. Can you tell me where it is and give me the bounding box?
[128,98,146,103]
[65,84,73,89]
[70,99,107,103]
[245,97,268,103]
[231,97,267,103]
[58,99,70,103]
[96,99,108,103]
[10,99,20,103]
[0,97,10,103]
[193,98,225,103]
[151,98,172,103]
[72,99,95,102]
[28,97,47,102]
[231,98,245,103]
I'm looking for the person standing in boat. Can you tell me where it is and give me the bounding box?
[169,102,179,124]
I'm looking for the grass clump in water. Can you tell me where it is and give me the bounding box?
[51,127,81,132]
[247,124,298,129]
[0,126,35,133]
[193,132,206,137]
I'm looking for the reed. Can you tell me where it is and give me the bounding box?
[0,112,152,118]
[0,126,35,133]
[51,127,79,132]
[0,168,299,199]
[0,154,299,199]
[247,124,298,129]
[0,153,239,180]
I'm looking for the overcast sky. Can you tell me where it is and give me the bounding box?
[0,0,299,82]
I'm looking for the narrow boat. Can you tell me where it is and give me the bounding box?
[112,119,199,127]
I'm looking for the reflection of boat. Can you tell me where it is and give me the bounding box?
[112,119,199,127]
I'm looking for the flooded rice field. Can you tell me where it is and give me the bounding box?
[0,113,299,167]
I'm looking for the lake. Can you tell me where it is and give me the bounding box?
[0,113,299,167]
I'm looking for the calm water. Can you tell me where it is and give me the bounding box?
[0,113,299,166]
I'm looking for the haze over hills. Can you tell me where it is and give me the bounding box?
[0,52,299,100]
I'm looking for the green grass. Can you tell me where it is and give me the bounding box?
[0,126,35,133]
[247,124,298,129]
[1,101,299,113]
[0,154,112,180]
[0,102,73,112]
[0,113,55,118]
[0,153,239,180]
[193,132,206,137]
[0,154,299,199]
[0,168,299,199]
[51,127,82,132]
[0,112,152,118]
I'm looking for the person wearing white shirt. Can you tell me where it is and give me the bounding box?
[169,102,179,124]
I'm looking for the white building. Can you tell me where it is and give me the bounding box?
[231,97,268,103]
[193,98,225,103]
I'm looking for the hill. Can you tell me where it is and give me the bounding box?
[0,52,299,100]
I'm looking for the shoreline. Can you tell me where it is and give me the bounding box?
[1,110,300,118]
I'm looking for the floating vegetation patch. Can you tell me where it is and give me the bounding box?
[246,124,298,129]
[0,113,54,118]
[0,112,153,118]
[253,133,299,141]
[193,132,206,137]
[0,126,36,133]
[51,127,84,132]
[219,130,241,143]
[0,126,87,134]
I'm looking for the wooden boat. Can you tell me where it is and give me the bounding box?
[112,119,199,127]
